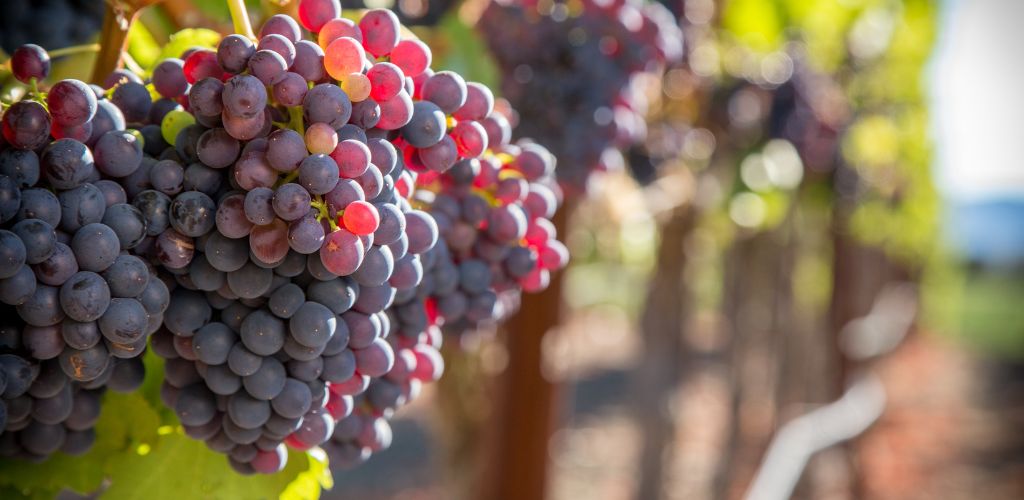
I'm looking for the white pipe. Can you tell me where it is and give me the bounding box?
[744,374,887,500]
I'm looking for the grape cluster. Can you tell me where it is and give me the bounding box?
[0,44,160,460]
[393,122,568,332]
[0,0,568,473]
[131,3,460,473]
[324,103,570,469]
[478,0,683,192]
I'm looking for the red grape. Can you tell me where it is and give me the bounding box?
[390,39,431,77]
[250,218,290,264]
[250,445,287,474]
[319,228,365,275]
[318,18,362,50]
[367,62,405,101]
[183,50,222,84]
[324,37,365,81]
[330,140,371,178]
[342,201,379,235]
[298,0,341,33]
[451,120,488,158]
[48,79,97,126]
[358,9,401,58]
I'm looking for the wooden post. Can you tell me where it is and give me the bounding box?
[482,202,572,500]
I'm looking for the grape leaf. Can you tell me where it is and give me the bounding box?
[281,448,333,500]
[0,375,328,500]
[128,21,163,71]
[0,391,162,496]
[101,429,327,500]
[139,350,177,425]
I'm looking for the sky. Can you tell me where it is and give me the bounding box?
[932,0,1024,202]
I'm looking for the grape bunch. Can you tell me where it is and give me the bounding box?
[324,103,570,468]
[0,0,569,474]
[478,0,683,192]
[0,44,161,460]
[324,137,569,468]
[128,4,459,473]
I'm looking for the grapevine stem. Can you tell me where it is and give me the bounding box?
[226,0,257,41]
[311,197,340,231]
[28,78,40,98]
[279,171,300,185]
[89,2,139,85]
[47,44,101,59]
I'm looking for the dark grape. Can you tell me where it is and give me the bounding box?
[303,84,352,129]
[169,191,216,237]
[298,154,340,195]
[421,71,467,114]
[41,138,94,190]
[153,58,188,98]
[223,75,267,119]
[94,130,143,177]
[2,101,50,150]
[260,14,302,42]
[248,50,289,86]
[110,81,152,124]
[11,44,51,84]
[70,223,119,272]
[196,128,241,169]
[0,149,41,188]
[218,35,256,74]
[239,309,285,356]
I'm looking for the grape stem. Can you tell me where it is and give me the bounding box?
[47,44,101,59]
[310,197,340,231]
[28,78,40,99]
[288,106,305,135]
[226,0,257,41]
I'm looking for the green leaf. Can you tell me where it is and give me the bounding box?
[280,448,333,500]
[0,391,162,496]
[0,373,328,500]
[128,21,163,72]
[101,429,326,500]
[139,350,177,425]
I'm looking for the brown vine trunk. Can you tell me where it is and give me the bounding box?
[480,201,573,500]
[712,206,800,499]
[633,203,697,500]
